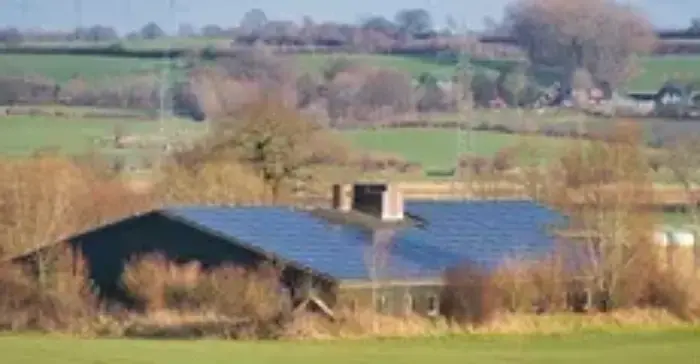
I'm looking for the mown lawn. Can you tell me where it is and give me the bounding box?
[1,330,699,364]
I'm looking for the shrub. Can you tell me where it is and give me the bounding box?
[492,147,517,173]
[0,247,99,333]
[459,154,490,176]
[121,254,285,321]
[441,263,499,326]
[492,255,568,314]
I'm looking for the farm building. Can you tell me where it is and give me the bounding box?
[11,183,566,317]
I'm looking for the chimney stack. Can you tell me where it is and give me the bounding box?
[332,184,353,212]
[330,183,404,221]
[380,183,404,221]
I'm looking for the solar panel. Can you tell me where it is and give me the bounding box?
[166,206,377,280]
[404,200,565,270]
[164,200,565,281]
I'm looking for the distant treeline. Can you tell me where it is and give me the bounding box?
[2,36,700,61]
[0,44,512,60]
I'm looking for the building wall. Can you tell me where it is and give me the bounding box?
[68,212,334,306]
[337,283,443,316]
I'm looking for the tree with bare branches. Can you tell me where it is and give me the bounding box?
[665,137,700,268]
[173,96,348,203]
[544,121,659,310]
[505,0,656,87]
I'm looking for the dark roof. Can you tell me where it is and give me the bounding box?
[164,200,565,282]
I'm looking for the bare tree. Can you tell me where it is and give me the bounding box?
[505,0,656,87]
[364,227,396,325]
[545,121,658,310]
[355,68,414,120]
[181,96,346,203]
[665,137,700,268]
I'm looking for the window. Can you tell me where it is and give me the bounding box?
[427,295,439,316]
[661,91,682,105]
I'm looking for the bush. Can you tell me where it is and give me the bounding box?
[0,247,99,333]
[492,147,517,173]
[492,256,568,314]
[122,254,285,321]
[441,263,499,326]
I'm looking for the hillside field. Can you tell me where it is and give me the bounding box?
[0,114,204,169]
[1,52,698,90]
[294,54,700,91]
[0,54,173,84]
[1,330,699,364]
[0,110,574,166]
[344,128,567,171]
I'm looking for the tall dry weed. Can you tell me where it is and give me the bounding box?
[121,254,284,321]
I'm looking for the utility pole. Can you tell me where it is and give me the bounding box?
[158,0,177,163]
[450,18,473,199]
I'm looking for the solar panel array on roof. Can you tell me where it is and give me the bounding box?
[165,206,372,280]
[164,201,564,282]
[403,200,566,271]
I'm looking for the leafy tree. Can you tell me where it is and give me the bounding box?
[497,63,529,106]
[240,8,268,34]
[416,72,446,112]
[471,72,499,107]
[0,27,22,46]
[690,18,700,33]
[361,16,398,36]
[140,22,165,40]
[394,8,433,36]
[177,23,197,37]
[73,25,119,42]
[201,24,224,37]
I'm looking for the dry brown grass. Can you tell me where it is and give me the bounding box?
[282,309,456,340]
[280,307,693,341]
[477,309,691,334]
[121,254,285,321]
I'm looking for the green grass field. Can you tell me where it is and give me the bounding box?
[344,128,568,170]
[294,53,700,91]
[294,53,459,79]
[627,55,700,91]
[1,330,699,364]
[2,50,698,90]
[0,115,203,168]
[22,37,231,50]
[0,54,169,84]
